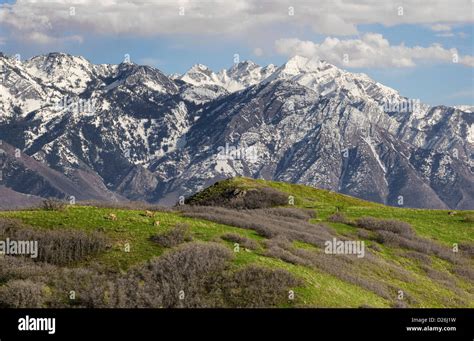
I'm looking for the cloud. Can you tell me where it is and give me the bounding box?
[430,24,452,32]
[275,34,474,68]
[26,32,83,45]
[0,0,472,43]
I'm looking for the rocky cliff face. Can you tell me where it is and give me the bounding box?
[0,52,472,208]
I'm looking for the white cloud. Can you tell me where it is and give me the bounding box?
[0,0,472,42]
[26,32,83,45]
[275,34,474,68]
[430,24,452,32]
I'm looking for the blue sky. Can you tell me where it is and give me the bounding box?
[0,0,472,106]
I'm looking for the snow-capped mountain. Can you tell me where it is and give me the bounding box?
[0,52,472,209]
[180,60,276,93]
[455,105,474,113]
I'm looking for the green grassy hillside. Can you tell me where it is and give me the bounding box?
[0,177,472,308]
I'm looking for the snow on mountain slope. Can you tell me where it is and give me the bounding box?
[455,105,474,113]
[266,55,400,103]
[180,60,276,93]
[24,53,98,94]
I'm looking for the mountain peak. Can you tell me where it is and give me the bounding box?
[180,64,218,86]
[190,63,211,71]
[29,52,88,64]
[180,60,274,92]
[229,60,258,70]
[286,54,310,64]
[46,52,71,58]
[279,55,333,75]
[262,55,402,102]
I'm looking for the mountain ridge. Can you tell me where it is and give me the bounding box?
[0,52,472,209]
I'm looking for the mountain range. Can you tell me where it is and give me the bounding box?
[0,52,472,209]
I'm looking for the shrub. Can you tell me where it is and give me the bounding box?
[41,199,67,211]
[374,230,457,263]
[35,229,106,265]
[368,243,382,252]
[150,223,192,248]
[357,229,374,240]
[391,300,408,308]
[453,266,474,282]
[0,218,24,235]
[221,233,259,250]
[110,242,304,308]
[0,280,47,308]
[186,185,288,209]
[328,212,349,224]
[403,251,432,264]
[182,206,275,238]
[48,268,113,308]
[0,256,56,283]
[264,245,311,266]
[459,242,474,257]
[262,237,314,266]
[145,241,233,281]
[259,207,316,220]
[222,265,302,308]
[463,214,474,223]
[420,265,453,283]
[430,244,457,263]
[0,225,108,265]
[238,187,289,209]
[375,231,431,253]
[355,217,414,237]
[121,242,235,308]
[375,231,404,245]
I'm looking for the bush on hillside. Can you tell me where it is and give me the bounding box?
[0,280,47,308]
[328,212,349,224]
[463,214,474,223]
[221,233,259,250]
[459,242,474,256]
[0,256,55,283]
[41,199,67,211]
[221,265,302,308]
[150,223,192,248]
[0,224,108,265]
[119,242,234,308]
[186,184,289,209]
[258,207,316,220]
[355,217,414,237]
